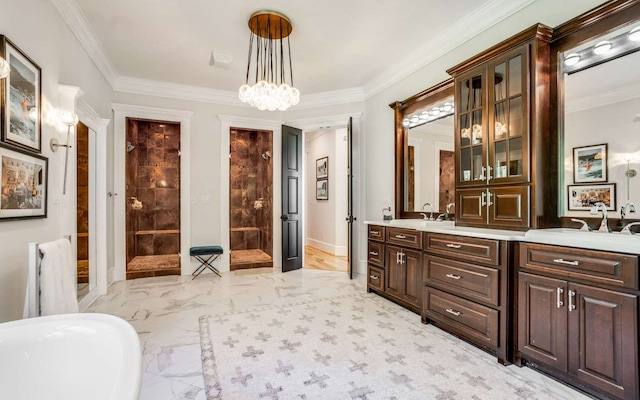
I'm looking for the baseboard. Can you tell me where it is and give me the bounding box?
[306,238,347,256]
[357,260,367,275]
[78,288,100,312]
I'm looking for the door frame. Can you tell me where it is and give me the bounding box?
[286,113,364,275]
[219,112,363,274]
[58,85,110,309]
[113,104,193,281]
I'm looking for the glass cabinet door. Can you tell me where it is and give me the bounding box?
[457,69,486,185]
[489,47,529,183]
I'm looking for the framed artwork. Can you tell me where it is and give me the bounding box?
[0,144,48,220]
[316,179,328,200]
[567,183,616,211]
[573,144,607,183]
[316,156,328,179]
[1,36,42,152]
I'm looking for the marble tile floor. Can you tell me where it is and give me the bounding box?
[87,268,590,400]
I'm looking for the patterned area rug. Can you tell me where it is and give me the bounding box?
[199,293,570,400]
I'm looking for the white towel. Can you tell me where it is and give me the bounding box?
[39,239,79,315]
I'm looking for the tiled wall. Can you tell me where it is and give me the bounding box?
[125,119,181,264]
[439,150,455,213]
[230,129,273,257]
[76,122,89,283]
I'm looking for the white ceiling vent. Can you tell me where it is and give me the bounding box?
[210,52,233,68]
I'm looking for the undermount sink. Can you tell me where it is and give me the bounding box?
[0,313,141,400]
[525,228,640,253]
[389,219,455,229]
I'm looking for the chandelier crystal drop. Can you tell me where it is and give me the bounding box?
[239,11,300,111]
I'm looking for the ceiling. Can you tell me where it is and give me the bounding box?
[68,0,534,101]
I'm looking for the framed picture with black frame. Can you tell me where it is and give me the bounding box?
[567,183,616,212]
[0,143,48,220]
[573,143,607,183]
[316,156,328,179]
[316,179,328,200]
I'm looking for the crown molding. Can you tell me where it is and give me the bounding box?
[114,76,242,105]
[112,103,194,120]
[293,88,365,110]
[51,0,119,89]
[566,81,640,114]
[285,112,363,131]
[77,98,110,128]
[362,0,536,99]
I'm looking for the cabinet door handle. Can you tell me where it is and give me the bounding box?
[445,308,461,317]
[400,251,405,265]
[479,166,486,180]
[557,287,564,308]
[446,243,462,249]
[568,290,576,311]
[553,258,579,266]
[487,165,493,180]
[369,275,379,280]
[396,252,400,264]
[446,274,462,280]
[395,234,406,239]
[481,192,487,206]
[487,191,494,207]
[369,251,378,256]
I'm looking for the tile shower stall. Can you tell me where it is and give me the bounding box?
[229,128,273,270]
[125,119,181,279]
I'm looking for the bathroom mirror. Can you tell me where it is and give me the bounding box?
[557,13,640,221]
[390,79,454,219]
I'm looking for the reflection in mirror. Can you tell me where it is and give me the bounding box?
[405,99,455,213]
[561,22,640,218]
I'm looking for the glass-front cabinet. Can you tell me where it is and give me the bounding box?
[449,24,552,229]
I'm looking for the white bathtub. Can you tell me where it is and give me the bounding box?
[0,313,141,400]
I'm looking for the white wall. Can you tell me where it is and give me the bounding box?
[305,128,348,255]
[0,0,112,322]
[563,97,640,217]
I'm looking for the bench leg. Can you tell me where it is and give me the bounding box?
[191,254,222,279]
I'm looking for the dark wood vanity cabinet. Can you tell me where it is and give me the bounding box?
[422,232,513,364]
[518,243,639,400]
[447,24,552,230]
[366,225,423,312]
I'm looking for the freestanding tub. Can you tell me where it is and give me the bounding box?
[0,313,141,400]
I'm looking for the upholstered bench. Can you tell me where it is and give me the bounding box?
[190,246,223,279]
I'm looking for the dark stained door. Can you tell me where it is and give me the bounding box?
[281,125,303,272]
[346,117,355,279]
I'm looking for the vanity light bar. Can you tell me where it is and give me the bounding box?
[402,102,454,128]
[563,25,640,74]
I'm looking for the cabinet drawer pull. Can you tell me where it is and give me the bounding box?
[369,275,379,280]
[445,274,462,280]
[369,251,379,256]
[445,308,461,317]
[557,287,564,309]
[395,234,407,239]
[568,290,576,311]
[446,243,462,249]
[371,231,380,236]
[553,258,579,266]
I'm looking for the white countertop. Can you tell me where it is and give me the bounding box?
[364,220,527,241]
[364,220,640,254]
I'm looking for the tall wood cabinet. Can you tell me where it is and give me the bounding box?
[518,243,639,400]
[447,24,553,229]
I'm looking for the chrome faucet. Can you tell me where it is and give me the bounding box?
[621,201,637,220]
[590,202,611,233]
[570,218,592,232]
[419,213,428,220]
[446,203,455,219]
[621,222,640,235]
[422,202,434,220]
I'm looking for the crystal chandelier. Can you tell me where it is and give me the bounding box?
[239,11,300,111]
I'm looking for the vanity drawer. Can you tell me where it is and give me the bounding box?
[386,227,422,249]
[367,241,384,266]
[424,233,499,266]
[367,265,384,292]
[424,255,499,307]
[520,243,638,290]
[368,225,386,242]
[423,286,498,348]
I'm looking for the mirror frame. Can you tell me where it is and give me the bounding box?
[551,0,640,229]
[389,78,454,219]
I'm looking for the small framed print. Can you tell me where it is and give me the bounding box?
[573,144,607,183]
[316,179,328,200]
[0,143,48,220]
[316,156,328,179]
[568,183,616,211]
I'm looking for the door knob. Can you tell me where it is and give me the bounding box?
[280,215,289,221]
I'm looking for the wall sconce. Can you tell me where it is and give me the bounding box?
[0,56,9,79]
[50,112,79,195]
